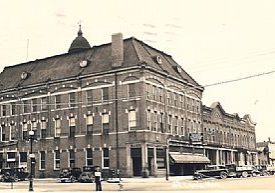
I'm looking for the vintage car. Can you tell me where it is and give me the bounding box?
[225,164,260,178]
[78,166,94,183]
[193,165,228,180]
[58,167,82,183]
[0,167,29,182]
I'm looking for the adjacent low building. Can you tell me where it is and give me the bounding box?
[257,139,275,165]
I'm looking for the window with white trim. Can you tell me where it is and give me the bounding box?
[86,115,93,135]
[32,98,38,112]
[152,111,157,132]
[19,152,27,165]
[69,93,76,107]
[11,103,16,115]
[10,123,16,141]
[128,83,136,98]
[145,84,151,99]
[23,101,28,113]
[86,148,93,166]
[54,150,60,170]
[41,120,47,139]
[55,95,61,109]
[102,88,109,102]
[102,148,109,168]
[174,116,178,135]
[41,97,47,111]
[31,121,38,139]
[22,122,28,140]
[55,119,61,137]
[2,105,7,116]
[167,115,172,133]
[160,113,164,133]
[1,125,6,141]
[40,151,46,170]
[86,90,93,104]
[102,113,109,135]
[68,150,75,168]
[146,110,151,130]
[69,117,76,137]
[128,109,137,130]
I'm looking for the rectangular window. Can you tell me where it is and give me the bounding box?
[102,148,109,168]
[180,95,184,108]
[146,110,151,130]
[22,122,28,140]
[160,113,164,133]
[152,111,157,132]
[40,151,46,170]
[32,98,38,112]
[86,115,93,135]
[54,150,60,170]
[152,85,156,100]
[167,115,172,133]
[145,84,151,99]
[31,121,38,139]
[128,83,136,98]
[181,118,185,136]
[159,88,163,102]
[55,95,61,109]
[86,148,93,166]
[2,105,7,116]
[10,124,16,141]
[23,101,28,113]
[174,116,178,135]
[174,93,178,106]
[69,117,76,137]
[167,92,171,105]
[55,119,61,137]
[102,113,109,135]
[102,88,109,102]
[128,109,137,130]
[41,97,47,111]
[41,120,47,139]
[20,152,28,163]
[1,125,6,141]
[69,150,75,168]
[86,90,93,104]
[69,93,76,107]
[11,103,16,115]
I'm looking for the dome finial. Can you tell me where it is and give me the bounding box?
[78,23,83,36]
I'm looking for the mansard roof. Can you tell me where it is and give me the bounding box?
[0,37,202,92]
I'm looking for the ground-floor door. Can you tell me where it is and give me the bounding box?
[132,157,142,176]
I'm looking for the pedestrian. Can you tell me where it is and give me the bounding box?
[94,167,102,191]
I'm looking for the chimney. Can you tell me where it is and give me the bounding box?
[112,33,123,68]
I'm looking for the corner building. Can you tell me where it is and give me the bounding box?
[0,29,205,177]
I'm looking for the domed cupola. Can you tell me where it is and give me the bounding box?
[68,25,91,53]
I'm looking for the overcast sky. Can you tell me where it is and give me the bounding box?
[0,0,275,142]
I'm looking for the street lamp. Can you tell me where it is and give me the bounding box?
[29,130,35,192]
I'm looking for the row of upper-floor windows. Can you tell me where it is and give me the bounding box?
[203,127,256,148]
[0,84,139,116]
[0,109,137,142]
[145,84,201,112]
[146,109,201,135]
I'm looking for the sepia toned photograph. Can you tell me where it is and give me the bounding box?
[0,0,275,192]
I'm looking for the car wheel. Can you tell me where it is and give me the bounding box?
[242,171,248,178]
[252,172,257,177]
[219,172,227,179]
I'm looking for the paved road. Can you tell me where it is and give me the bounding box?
[0,175,275,192]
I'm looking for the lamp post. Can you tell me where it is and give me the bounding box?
[28,130,35,192]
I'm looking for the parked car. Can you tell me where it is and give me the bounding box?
[225,164,259,178]
[58,167,82,183]
[193,165,228,180]
[0,167,29,182]
[79,166,94,183]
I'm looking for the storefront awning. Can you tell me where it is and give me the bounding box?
[170,152,210,164]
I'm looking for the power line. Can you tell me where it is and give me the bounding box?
[203,69,275,87]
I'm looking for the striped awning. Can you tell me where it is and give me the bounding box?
[170,152,210,164]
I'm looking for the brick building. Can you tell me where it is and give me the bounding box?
[202,102,258,166]
[257,139,275,165]
[0,27,207,177]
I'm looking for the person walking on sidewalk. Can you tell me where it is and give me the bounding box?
[94,167,102,191]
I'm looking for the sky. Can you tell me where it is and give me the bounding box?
[0,0,275,142]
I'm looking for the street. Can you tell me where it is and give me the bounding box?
[1,175,275,192]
